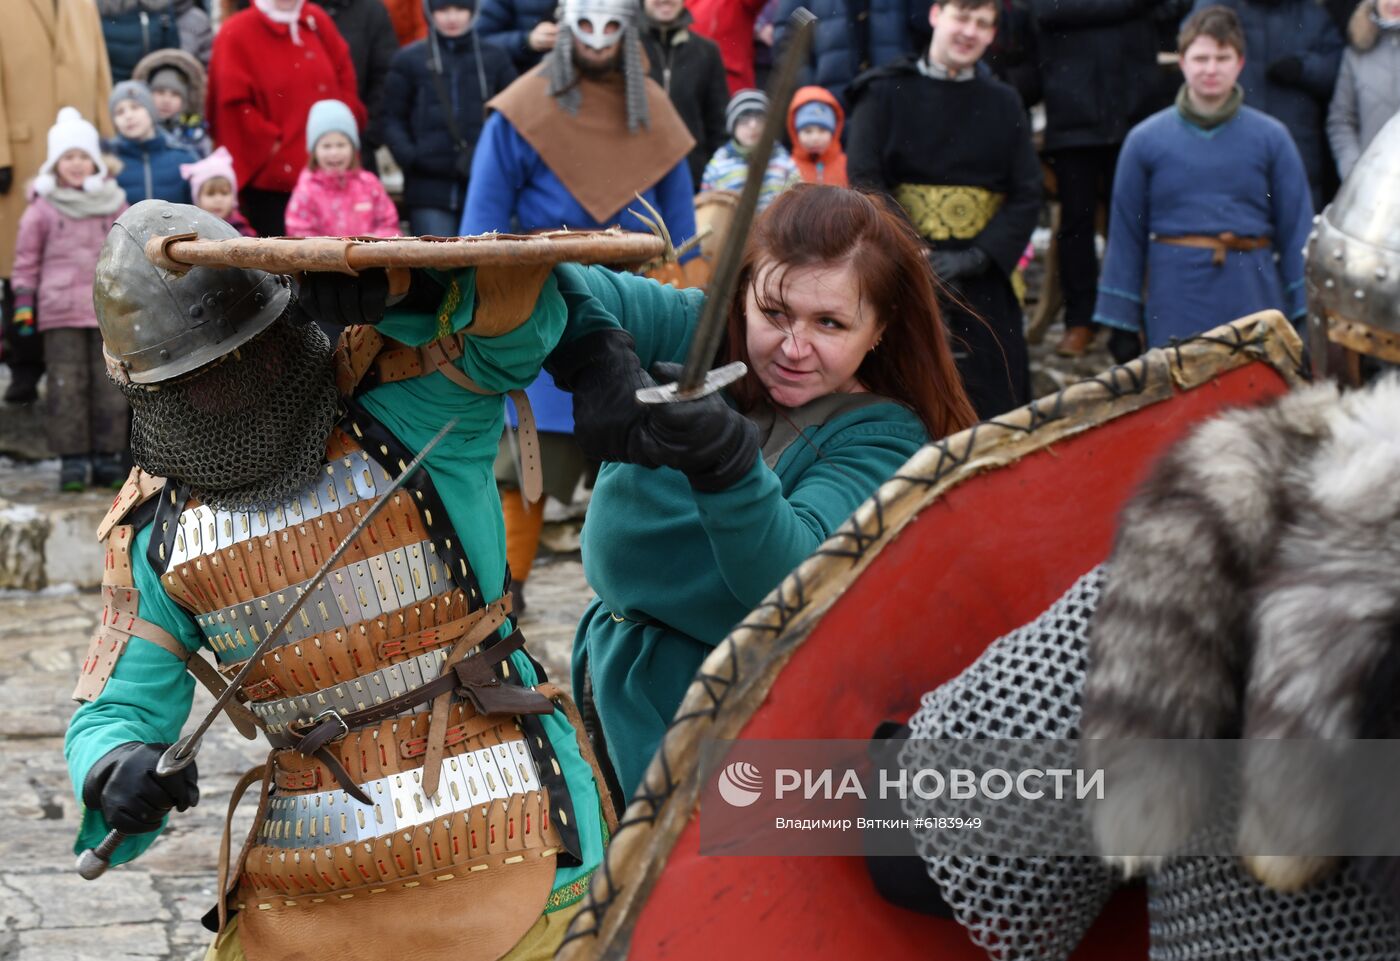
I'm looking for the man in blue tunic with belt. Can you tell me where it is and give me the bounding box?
[1093,4,1314,359]
[460,0,697,612]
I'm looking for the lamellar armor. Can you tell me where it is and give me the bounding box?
[76,203,602,961]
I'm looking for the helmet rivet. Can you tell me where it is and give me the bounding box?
[1325,278,1336,289]
[189,304,204,318]
[1377,267,1389,281]
[1354,289,1366,301]
[159,349,170,360]
[161,210,173,219]
[1332,247,1344,260]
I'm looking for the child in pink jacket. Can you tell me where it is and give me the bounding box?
[283,99,401,238]
[12,108,130,491]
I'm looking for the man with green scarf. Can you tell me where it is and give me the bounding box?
[1092,4,1313,358]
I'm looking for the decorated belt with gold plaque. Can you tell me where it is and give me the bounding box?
[894,183,1005,241]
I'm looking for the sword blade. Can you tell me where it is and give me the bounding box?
[675,7,818,397]
[156,416,460,775]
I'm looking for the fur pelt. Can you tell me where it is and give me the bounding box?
[1081,374,1400,892]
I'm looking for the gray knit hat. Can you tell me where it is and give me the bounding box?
[109,80,159,134]
[725,89,768,137]
[305,99,361,154]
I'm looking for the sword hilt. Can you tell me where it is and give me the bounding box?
[635,361,748,405]
[77,829,125,880]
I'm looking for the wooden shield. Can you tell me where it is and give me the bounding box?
[557,312,1308,961]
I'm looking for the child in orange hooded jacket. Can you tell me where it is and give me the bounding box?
[787,85,848,187]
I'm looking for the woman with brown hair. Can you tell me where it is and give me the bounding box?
[549,184,976,802]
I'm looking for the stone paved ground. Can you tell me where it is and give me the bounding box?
[0,557,592,961]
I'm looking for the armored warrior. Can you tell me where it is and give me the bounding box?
[65,201,617,961]
[893,115,1400,958]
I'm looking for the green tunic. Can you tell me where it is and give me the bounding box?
[64,269,604,909]
[553,264,930,797]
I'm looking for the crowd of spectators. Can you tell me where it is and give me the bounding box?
[1,0,1397,493]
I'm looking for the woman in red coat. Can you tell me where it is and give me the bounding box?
[206,0,367,235]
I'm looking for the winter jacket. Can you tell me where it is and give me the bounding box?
[379,32,517,213]
[11,192,128,332]
[284,166,401,237]
[787,85,848,186]
[1031,0,1161,151]
[700,140,801,209]
[775,0,927,106]
[318,0,400,135]
[0,0,114,276]
[475,0,557,73]
[1327,0,1400,180]
[108,132,198,204]
[207,3,367,195]
[1186,0,1344,203]
[686,0,770,94]
[97,0,212,81]
[642,11,732,187]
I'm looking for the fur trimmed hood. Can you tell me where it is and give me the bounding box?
[132,47,207,116]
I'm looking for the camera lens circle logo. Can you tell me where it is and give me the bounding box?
[716,761,764,807]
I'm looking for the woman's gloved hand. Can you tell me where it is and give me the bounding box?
[636,362,760,492]
[81,742,200,835]
[547,329,661,466]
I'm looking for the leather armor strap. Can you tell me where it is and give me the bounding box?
[535,682,621,835]
[369,332,544,506]
[215,761,271,935]
[290,628,552,772]
[420,597,511,797]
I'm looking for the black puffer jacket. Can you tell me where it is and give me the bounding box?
[378,31,517,212]
[99,0,210,82]
[641,11,731,186]
[318,0,401,133]
[475,0,557,73]
[1030,0,1162,150]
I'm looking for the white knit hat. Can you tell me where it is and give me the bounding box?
[34,107,108,195]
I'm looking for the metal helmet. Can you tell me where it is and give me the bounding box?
[95,199,291,385]
[561,0,636,50]
[1305,113,1400,382]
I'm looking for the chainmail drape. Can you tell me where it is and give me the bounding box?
[900,566,1400,961]
[111,313,340,511]
[546,24,650,132]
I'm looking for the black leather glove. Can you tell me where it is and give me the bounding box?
[1107,327,1144,365]
[928,246,991,283]
[82,742,199,835]
[547,328,661,465]
[0,167,12,196]
[1265,56,1304,86]
[295,267,390,327]
[635,362,760,492]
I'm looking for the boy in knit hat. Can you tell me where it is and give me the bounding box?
[700,88,800,210]
[106,79,199,205]
[12,108,129,490]
[181,146,256,235]
[133,48,213,158]
[787,85,848,186]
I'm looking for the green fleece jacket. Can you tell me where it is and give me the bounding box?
[553,264,930,798]
[64,269,605,907]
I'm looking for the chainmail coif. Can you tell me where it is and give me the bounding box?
[111,311,341,511]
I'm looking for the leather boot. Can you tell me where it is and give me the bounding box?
[1054,325,1096,358]
[59,455,90,492]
